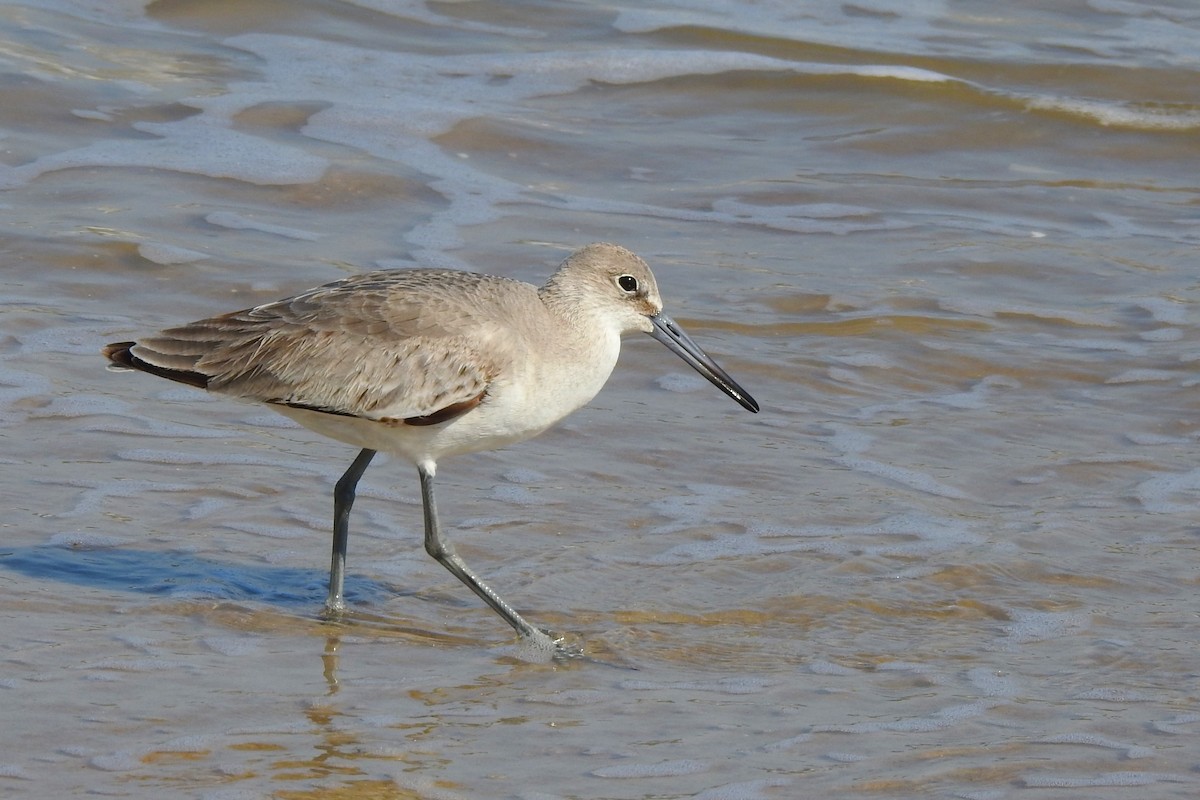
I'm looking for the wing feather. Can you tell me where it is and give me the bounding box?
[114,270,533,422]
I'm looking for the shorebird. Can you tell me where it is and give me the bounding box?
[103,242,758,648]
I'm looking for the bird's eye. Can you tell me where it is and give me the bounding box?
[617,275,638,293]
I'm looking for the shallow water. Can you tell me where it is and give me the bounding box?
[2,1,1199,798]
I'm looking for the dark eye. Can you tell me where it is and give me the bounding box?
[617,275,638,293]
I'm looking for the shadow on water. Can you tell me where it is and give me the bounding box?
[0,545,634,667]
[0,543,392,607]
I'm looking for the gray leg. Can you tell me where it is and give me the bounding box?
[326,448,376,613]
[417,462,545,640]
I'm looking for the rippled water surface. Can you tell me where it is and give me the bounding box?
[2,1,1199,798]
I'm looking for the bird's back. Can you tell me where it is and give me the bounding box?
[107,269,547,425]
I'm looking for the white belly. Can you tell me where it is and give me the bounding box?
[275,328,622,465]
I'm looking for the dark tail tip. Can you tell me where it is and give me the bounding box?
[102,341,137,368]
[101,341,210,389]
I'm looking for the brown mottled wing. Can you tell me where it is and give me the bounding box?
[119,270,528,422]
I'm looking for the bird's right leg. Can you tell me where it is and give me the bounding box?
[416,460,558,649]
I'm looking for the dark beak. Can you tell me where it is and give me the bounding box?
[648,314,759,413]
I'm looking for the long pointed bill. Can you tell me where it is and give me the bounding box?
[648,314,759,413]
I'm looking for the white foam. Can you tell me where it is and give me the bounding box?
[340,0,539,37]
[0,369,50,424]
[637,532,804,565]
[1134,296,1191,324]
[646,483,747,535]
[1126,431,1186,446]
[89,751,142,772]
[183,499,226,523]
[238,412,300,429]
[937,297,1114,326]
[202,636,263,657]
[84,416,235,439]
[998,609,1089,647]
[591,758,709,779]
[155,386,220,403]
[0,119,329,189]
[1021,772,1193,788]
[837,454,971,500]
[830,352,896,369]
[0,763,33,780]
[827,366,863,385]
[692,778,792,800]
[1038,733,1153,759]
[813,701,997,734]
[61,478,200,517]
[619,676,775,694]
[1024,94,1200,131]
[31,394,132,418]
[502,468,548,484]
[504,630,561,664]
[1150,713,1200,735]
[521,689,607,707]
[824,752,866,763]
[116,448,323,473]
[46,531,132,548]
[159,734,216,753]
[761,733,812,752]
[640,512,979,564]
[114,34,958,260]
[71,108,113,121]
[1105,368,1177,384]
[966,667,1020,698]
[655,372,711,394]
[822,423,872,455]
[710,199,905,235]
[617,2,1199,71]
[808,660,856,676]
[929,375,1020,410]
[200,788,268,800]
[205,211,322,241]
[221,520,317,540]
[1133,468,1200,513]
[612,6,942,63]
[489,484,548,506]
[1139,327,1183,341]
[876,661,930,673]
[138,242,210,265]
[82,657,187,673]
[1054,338,1145,354]
[1072,687,1157,703]
[17,323,115,356]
